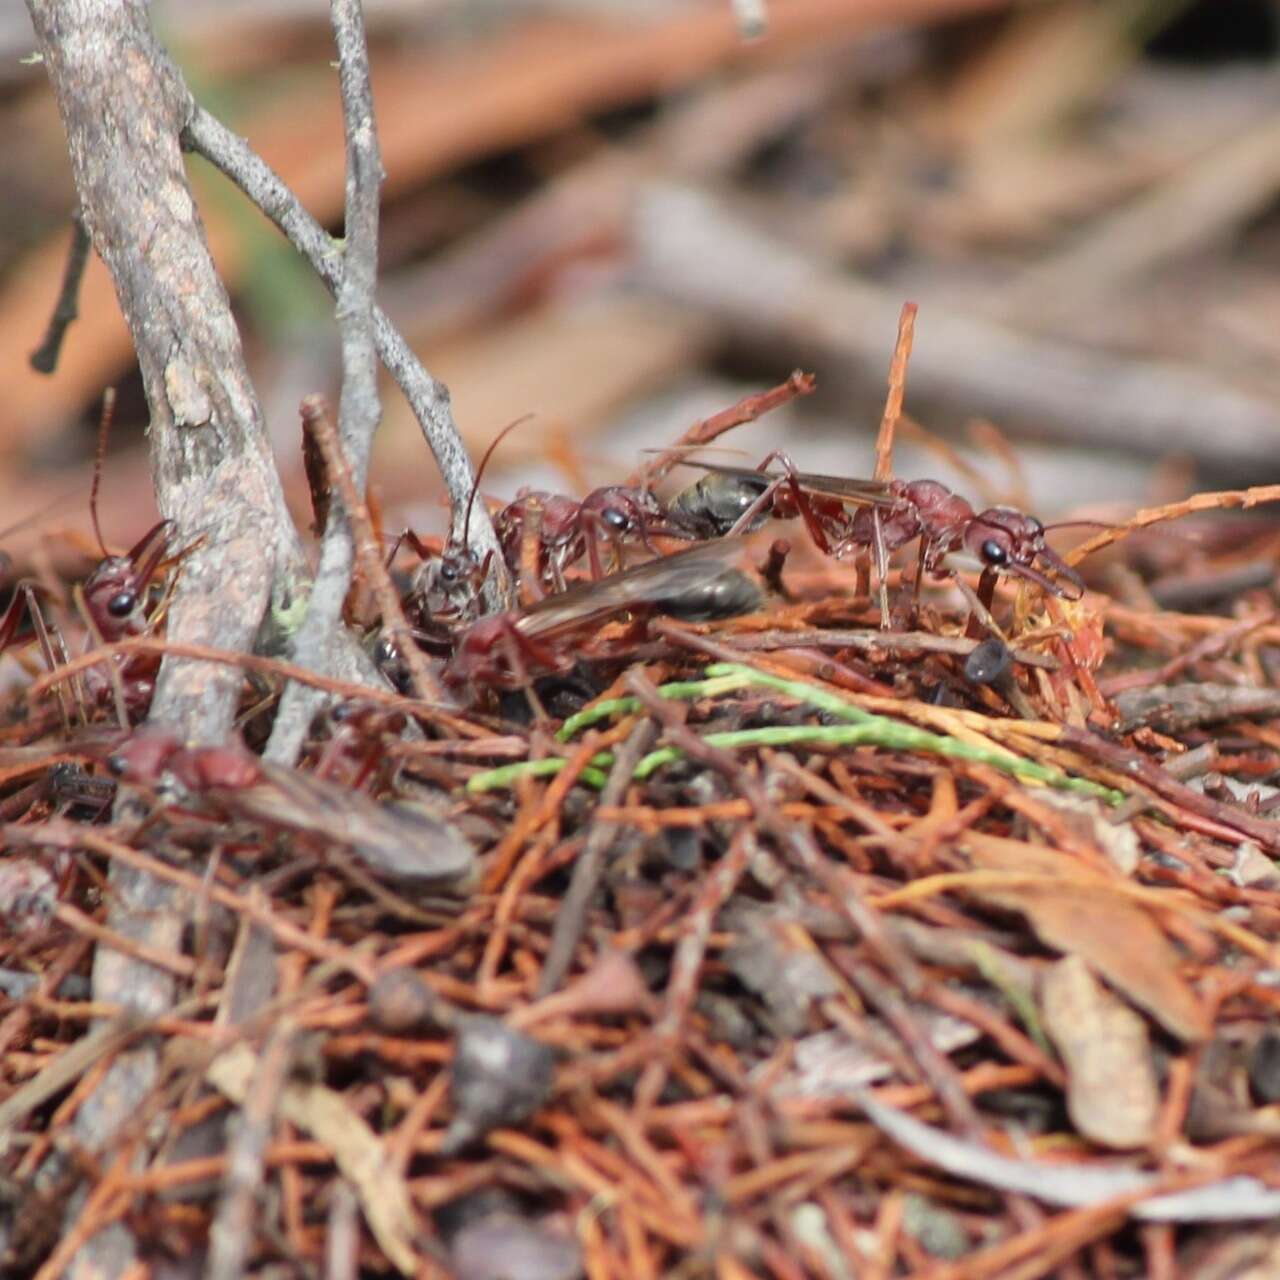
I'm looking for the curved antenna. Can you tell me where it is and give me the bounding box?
[1041,518,1117,533]
[460,413,533,547]
[89,388,117,559]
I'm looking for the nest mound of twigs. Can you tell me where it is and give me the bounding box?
[6,365,1280,1280]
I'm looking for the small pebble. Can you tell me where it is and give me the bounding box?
[367,969,449,1035]
[444,1016,555,1153]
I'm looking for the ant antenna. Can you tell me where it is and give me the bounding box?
[1042,518,1118,533]
[460,413,533,548]
[89,388,117,559]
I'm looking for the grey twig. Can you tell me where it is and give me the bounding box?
[181,104,513,612]
[205,1022,298,1280]
[266,0,386,766]
[29,208,91,374]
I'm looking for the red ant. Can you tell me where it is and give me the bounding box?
[494,483,680,595]
[670,457,1084,609]
[842,479,1085,605]
[396,415,539,647]
[443,538,762,697]
[104,723,475,886]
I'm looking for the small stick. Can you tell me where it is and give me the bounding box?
[297,395,442,702]
[29,210,91,375]
[874,302,916,484]
[627,370,816,490]
[1067,482,1280,566]
[537,717,658,997]
[634,825,756,1112]
[205,1021,298,1280]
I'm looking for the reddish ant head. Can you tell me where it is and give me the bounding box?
[82,520,174,641]
[964,508,1085,600]
[104,724,182,783]
[581,487,675,545]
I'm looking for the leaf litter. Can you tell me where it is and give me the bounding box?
[5,345,1280,1280]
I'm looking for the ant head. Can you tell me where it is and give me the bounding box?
[962,515,1018,570]
[964,508,1084,600]
[82,520,173,640]
[582,487,643,534]
[104,724,181,783]
[437,547,481,586]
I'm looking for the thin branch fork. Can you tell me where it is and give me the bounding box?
[181,104,513,613]
[266,0,389,765]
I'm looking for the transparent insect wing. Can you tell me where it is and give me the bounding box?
[516,538,752,640]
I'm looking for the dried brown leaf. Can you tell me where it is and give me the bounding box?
[206,1042,420,1275]
[961,833,1211,1044]
[1041,955,1159,1149]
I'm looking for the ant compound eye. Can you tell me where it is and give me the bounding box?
[107,591,136,618]
[105,754,128,777]
[981,539,1009,567]
[603,508,629,530]
[439,563,460,582]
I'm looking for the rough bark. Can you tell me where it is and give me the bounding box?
[29,0,310,739]
[25,4,312,1275]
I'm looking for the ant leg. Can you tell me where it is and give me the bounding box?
[0,590,24,652]
[516,512,547,606]
[976,567,999,613]
[855,551,870,601]
[871,510,891,630]
[780,475,835,555]
[499,627,549,722]
[754,449,803,475]
[957,573,1001,641]
[964,568,1000,639]
[22,585,79,731]
[581,520,607,580]
[760,539,792,599]
[724,473,786,538]
[402,529,434,560]
[904,553,925,629]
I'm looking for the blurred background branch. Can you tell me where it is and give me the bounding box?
[7,0,1280,594]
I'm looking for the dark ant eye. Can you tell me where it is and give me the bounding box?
[105,754,127,777]
[603,508,628,530]
[981,539,1009,566]
[107,592,135,617]
[439,563,459,583]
